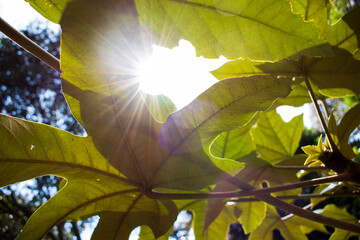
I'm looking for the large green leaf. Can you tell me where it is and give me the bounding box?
[0,114,122,187]
[0,114,177,240]
[289,0,360,57]
[212,47,360,97]
[307,48,360,95]
[249,205,327,240]
[25,0,71,23]
[136,0,332,61]
[322,205,360,239]
[211,58,301,80]
[251,111,304,164]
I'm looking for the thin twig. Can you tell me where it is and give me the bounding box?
[231,192,360,202]
[0,17,61,73]
[303,76,338,152]
[281,203,313,221]
[319,99,330,120]
[272,165,327,170]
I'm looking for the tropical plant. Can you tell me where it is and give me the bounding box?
[1,0,360,239]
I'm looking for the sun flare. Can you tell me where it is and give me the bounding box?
[138,40,228,109]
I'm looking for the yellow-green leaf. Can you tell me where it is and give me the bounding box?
[251,111,304,164]
[136,0,332,61]
[249,205,327,240]
[25,0,71,23]
[322,205,360,239]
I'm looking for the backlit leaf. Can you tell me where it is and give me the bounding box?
[249,205,327,240]
[322,205,360,239]
[289,0,360,57]
[141,92,177,123]
[251,111,304,164]
[25,0,71,23]
[177,199,237,240]
[136,0,332,61]
[0,114,177,240]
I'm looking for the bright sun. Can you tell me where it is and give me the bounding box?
[138,40,227,109]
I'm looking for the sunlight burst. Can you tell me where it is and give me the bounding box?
[138,40,228,109]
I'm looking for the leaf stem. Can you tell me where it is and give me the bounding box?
[227,177,360,234]
[147,174,347,199]
[303,76,337,152]
[231,192,360,202]
[0,17,61,73]
[319,99,330,120]
[272,165,327,170]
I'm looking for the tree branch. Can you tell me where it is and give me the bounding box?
[0,17,61,73]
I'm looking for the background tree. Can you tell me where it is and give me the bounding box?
[0,21,84,240]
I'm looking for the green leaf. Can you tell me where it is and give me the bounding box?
[211,58,301,80]
[204,155,305,234]
[337,103,360,156]
[141,92,177,123]
[210,125,255,161]
[0,114,177,240]
[328,111,357,159]
[60,0,229,191]
[249,205,327,240]
[251,111,304,164]
[237,201,266,234]
[212,47,360,97]
[138,225,172,239]
[25,0,71,23]
[307,48,360,95]
[136,0,332,61]
[91,200,177,240]
[289,0,360,57]
[177,199,237,240]
[0,114,122,188]
[322,205,360,239]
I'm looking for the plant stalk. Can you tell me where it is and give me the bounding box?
[227,177,360,234]
[303,76,337,152]
[148,174,347,199]
[272,165,327,170]
[231,193,360,202]
[0,17,61,73]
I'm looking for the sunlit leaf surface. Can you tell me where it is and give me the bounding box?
[249,205,327,240]
[136,0,332,60]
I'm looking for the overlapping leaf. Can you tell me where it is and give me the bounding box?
[251,111,304,164]
[25,0,71,23]
[0,114,177,240]
[176,199,238,240]
[204,113,305,235]
[327,103,360,159]
[249,205,327,240]
[289,0,360,58]
[212,47,360,98]
[322,205,360,239]
[136,0,332,61]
